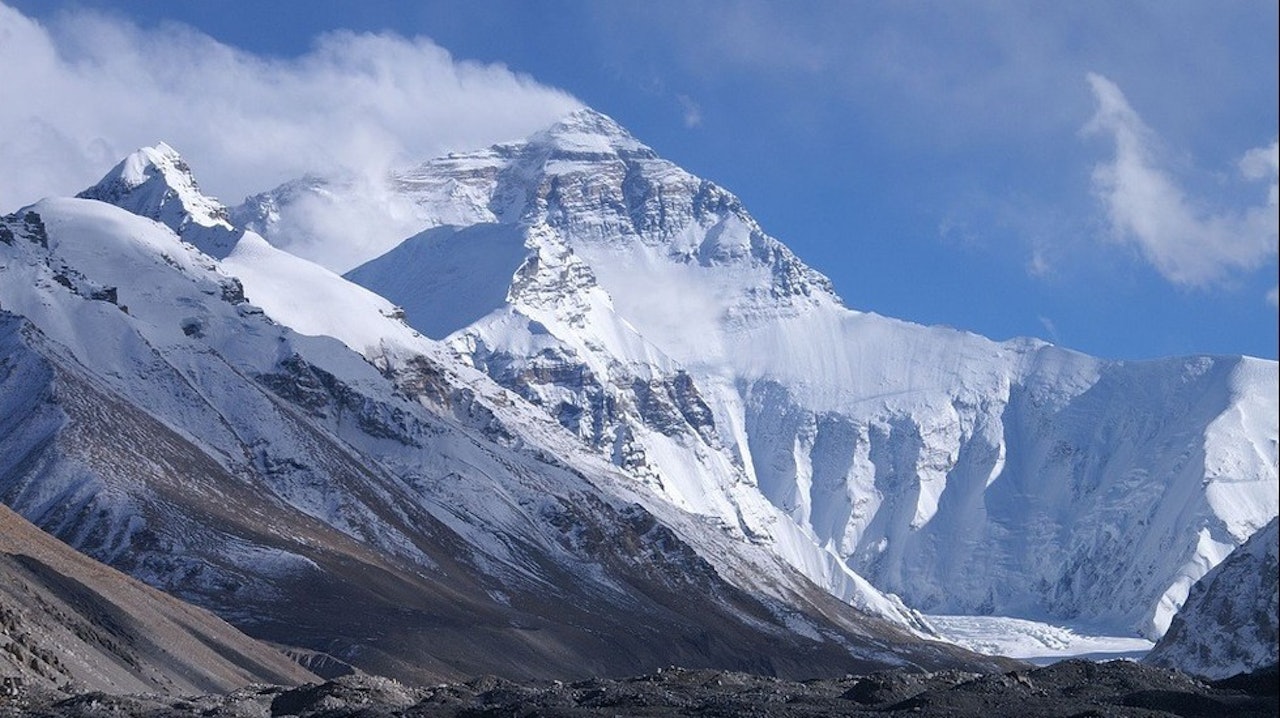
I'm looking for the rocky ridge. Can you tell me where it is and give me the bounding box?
[0,503,315,695]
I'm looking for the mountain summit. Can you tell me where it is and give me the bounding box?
[528,107,654,155]
[388,107,840,309]
[78,142,242,258]
[238,108,839,313]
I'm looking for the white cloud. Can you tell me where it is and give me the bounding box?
[1268,286,1279,309]
[1240,140,1279,192]
[1085,73,1278,287]
[677,94,702,128]
[1037,315,1060,344]
[0,2,581,213]
[1027,247,1051,278]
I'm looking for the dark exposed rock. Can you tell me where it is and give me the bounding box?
[258,353,420,446]
[88,286,118,305]
[1145,518,1279,679]
[220,277,246,304]
[5,660,1277,717]
[631,371,717,443]
[20,213,47,248]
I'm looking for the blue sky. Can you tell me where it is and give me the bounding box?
[2,1,1276,360]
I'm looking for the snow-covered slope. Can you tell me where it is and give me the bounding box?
[342,153,930,630]
[0,154,999,681]
[1145,518,1279,679]
[283,108,1280,642]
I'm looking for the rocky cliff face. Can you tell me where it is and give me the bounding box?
[1146,517,1279,679]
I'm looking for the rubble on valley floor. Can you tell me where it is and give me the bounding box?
[1,659,1276,718]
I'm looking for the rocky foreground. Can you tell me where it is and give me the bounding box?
[2,660,1276,718]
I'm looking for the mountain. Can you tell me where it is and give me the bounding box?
[1145,517,1279,679]
[329,109,1277,640]
[5,105,1276,686]
[0,147,1001,684]
[0,502,316,693]
[246,107,1278,643]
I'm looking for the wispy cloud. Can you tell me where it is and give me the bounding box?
[1037,315,1060,344]
[677,94,703,128]
[1027,247,1052,278]
[0,2,581,212]
[1085,73,1278,288]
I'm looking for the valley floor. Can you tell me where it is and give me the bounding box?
[1,660,1276,718]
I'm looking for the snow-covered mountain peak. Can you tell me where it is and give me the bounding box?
[379,113,844,318]
[79,143,241,258]
[340,107,1278,651]
[231,108,841,315]
[527,107,654,158]
[80,143,229,230]
[6,108,1279,683]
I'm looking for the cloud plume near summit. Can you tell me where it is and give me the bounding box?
[1085,73,1278,294]
[0,2,581,212]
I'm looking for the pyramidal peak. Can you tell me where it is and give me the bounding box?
[115,142,190,192]
[527,107,653,157]
[241,106,842,308]
[79,142,230,230]
[79,142,242,258]
[552,107,629,135]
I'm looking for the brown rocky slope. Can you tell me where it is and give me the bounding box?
[0,502,316,695]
